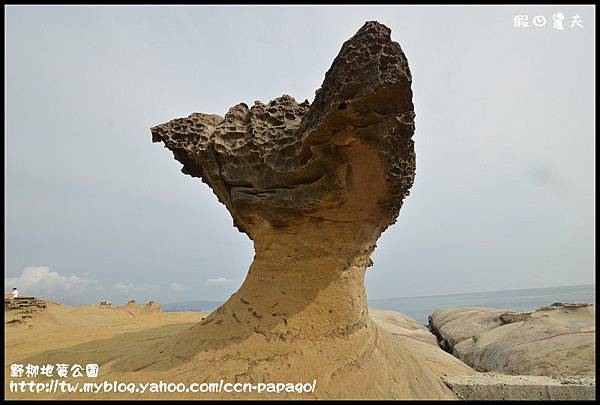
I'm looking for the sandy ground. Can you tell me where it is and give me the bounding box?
[5,301,464,400]
[5,301,207,399]
[5,301,206,366]
[7,302,593,400]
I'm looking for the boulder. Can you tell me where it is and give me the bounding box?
[430,304,595,376]
[429,307,510,352]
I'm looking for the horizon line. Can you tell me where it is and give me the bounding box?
[162,282,596,305]
[367,282,596,302]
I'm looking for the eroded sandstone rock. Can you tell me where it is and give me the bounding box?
[430,304,596,376]
[429,307,511,352]
[144,21,455,399]
[5,297,48,324]
[151,21,415,240]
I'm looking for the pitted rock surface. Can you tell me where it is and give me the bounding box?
[142,22,456,400]
[152,21,415,240]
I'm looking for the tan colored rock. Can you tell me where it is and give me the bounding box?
[371,308,439,346]
[142,21,458,399]
[429,307,510,352]
[431,304,595,376]
[442,374,596,400]
[117,300,162,316]
[5,297,48,324]
[499,311,531,324]
[144,300,161,313]
[370,309,477,379]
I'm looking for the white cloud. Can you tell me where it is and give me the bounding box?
[114,282,154,293]
[170,282,190,292]
[5,266,94,298]
[205,276,235,287]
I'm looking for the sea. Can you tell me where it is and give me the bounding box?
[368,284,595,324]
[162,283,595,325]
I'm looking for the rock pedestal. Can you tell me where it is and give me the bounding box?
[147,21,454,399]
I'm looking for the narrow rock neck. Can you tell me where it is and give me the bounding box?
[212,234,373,340]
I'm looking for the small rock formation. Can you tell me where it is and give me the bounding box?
[5,297,47,324]
[429,307,510,352]
[118,300,161,316]
[143,300,161,313]
[499,311,532,325]
[429,304,596,376]
[442,375,596,401]
[544,302,592,310]
[146,21,456,399]
[121,299,138,314]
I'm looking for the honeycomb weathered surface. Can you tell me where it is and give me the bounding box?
[151,21,416,240]
[142,22,462,400]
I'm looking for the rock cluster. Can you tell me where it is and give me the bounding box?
[118,300,161,316]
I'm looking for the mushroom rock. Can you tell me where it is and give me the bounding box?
[148,21,454,399]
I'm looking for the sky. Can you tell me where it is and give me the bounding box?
[4,5,595,306]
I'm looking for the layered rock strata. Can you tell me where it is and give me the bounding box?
[5,297,48,324]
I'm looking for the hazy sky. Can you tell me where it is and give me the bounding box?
[5,5,595,306]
